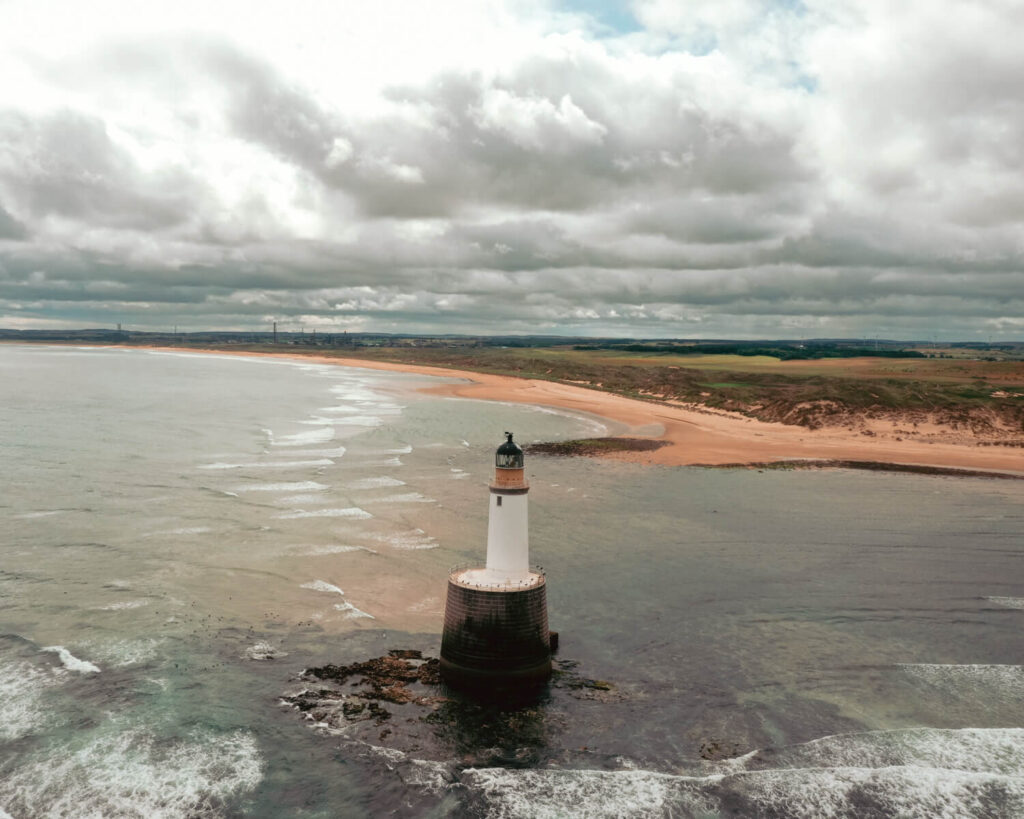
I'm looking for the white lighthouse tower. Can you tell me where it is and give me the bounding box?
[440,432,552,692]
[480,432,531,582]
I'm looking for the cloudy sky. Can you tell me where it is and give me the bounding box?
[1,0,1022,339]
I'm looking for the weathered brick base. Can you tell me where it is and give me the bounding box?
[440,576,551,692]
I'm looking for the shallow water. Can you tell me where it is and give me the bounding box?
[2,345,1023,817]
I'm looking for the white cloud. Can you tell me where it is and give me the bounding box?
[472,90,607,151]
[324,137,353,169]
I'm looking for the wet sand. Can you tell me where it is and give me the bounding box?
[132,347,1024,476]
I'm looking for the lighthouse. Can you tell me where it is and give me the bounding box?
[440,432,552,692]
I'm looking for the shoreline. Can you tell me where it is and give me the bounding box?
[49,344,1024,477]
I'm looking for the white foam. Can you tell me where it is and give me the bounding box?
[345,476,406,490]
[162,526,212,536]
[301,415,384,427]
[15,510,66,519]
[369,529,438,550]
[459,728,1024,819]
[727,727,1024,777]
[0,661,60,740]
[364,493,435,504]
[986,596,1024,609]
[377,752,450,794]
[334,602,374,619]
[386,445,413,454]
[329,385,380,398]
[246,642,288,660]
[301,580,345,596]
[281,446,348,457]
[82,638,163,667]
[233,481,329,493]
[900,664,1024,699]
[461,768,713,819]
[272,427,335,446]
[96,600,150,611]
[275,494,328,505]
[275,507,372,520]
[289,545,377,556]
[723,765,1024,819]
[42,646,100,674]
[317,404,363,414]
[0,725,263,818]
[200,459,334,469]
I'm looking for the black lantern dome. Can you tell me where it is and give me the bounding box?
[495,431,524,469]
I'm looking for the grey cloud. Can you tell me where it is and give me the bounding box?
[0,204,27,239]
[208,46,341,180]
[762,233,909,269]
[623,195,794,244]
[0,109,196,230]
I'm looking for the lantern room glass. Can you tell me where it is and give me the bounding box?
[495,432,524,469]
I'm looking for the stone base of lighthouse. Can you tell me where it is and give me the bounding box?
[440,568,551,693]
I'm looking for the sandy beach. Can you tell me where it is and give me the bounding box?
[133,346,1024,476]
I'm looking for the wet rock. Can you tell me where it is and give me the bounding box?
[699,738,745,760]
[282,651,621,765]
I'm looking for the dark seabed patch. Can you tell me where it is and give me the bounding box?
[526,438,669,457]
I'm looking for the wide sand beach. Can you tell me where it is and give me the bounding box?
[133,346,1024,477]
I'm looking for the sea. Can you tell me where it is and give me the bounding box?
[2,343,1023,818]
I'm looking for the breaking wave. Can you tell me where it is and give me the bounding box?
[899,664,1024,701]
[368,529,438,550]
[345,476,406,490]
[363,492,435,504]
[986,596,1024,610]
[334,602,374,620]
[0,661,62,740]
[301,580,345,596]
[232,481,329,493]
[454,728,1024,818]
[95,600,150,611]
[288,545,377,556]
[0,726,263,818]
[199,459,334,469]
[41,646,100,674]
[301,415,383,427]
[271,427,335,446]
[275,507,372,520]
